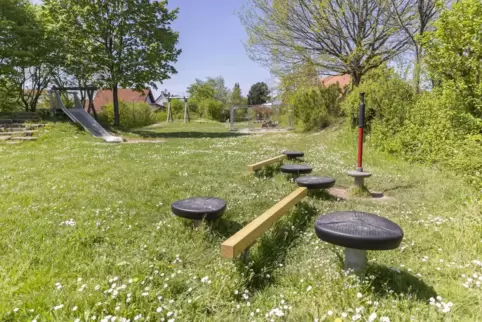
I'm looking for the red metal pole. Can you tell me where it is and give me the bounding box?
[357,92,366,170]
[357,127,363,168]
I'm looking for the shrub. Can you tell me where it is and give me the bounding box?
[293,85,341,131]
[99,101,157,129]
[341,67,414,136]
[198,98,224,121]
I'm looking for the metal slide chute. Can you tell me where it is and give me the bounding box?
[53,90,122,143]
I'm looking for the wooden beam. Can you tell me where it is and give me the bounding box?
[247,154,287,172]
[221,187,308,259]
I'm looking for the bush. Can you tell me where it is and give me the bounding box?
[396,89,482,188]
[99,101,157,129]
[293,85,341,131]
[341,67,414,136]
[198,98,224,121]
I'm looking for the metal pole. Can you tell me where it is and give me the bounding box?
[166,96,172,123]
[49,89,54,117]
[184,97,189,123]
[230,106,234,130]
[357,92,365,172]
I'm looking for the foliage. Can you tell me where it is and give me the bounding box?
[422,0,482,118]
[388,0,439,93]
[247,82,270,105]
[99,101,157,129]
[341,66,415,140]
[43,0,181,126]
[293,85,341,131]
[231,82,246,106]
[0,1,56,112]
[187,76,230,121]
[240,0,410,85]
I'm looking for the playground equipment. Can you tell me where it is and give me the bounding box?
[229,103,295,132]
[223,151,336,260]
[221,187,308,260]
[171,197,226,226]
[247,150,304,172]
[280,164,313,176]
[50,87,122,143]
[314,211,403,272]
[347,93,372,187]
[165,94,190,123]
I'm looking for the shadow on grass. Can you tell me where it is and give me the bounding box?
[207,218,244,240]
[131,130,247,139]
[253,164,281,179]
[239,202,319,292]
[308,189,340,201]
[367,264,437,301]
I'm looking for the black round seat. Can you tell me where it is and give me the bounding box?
[283,151,304,159]
[280,164,313,174]
[296,176,336,189]
[171,197,226,220]
[314,211,403,250]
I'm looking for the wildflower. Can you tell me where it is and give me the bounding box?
[327,310,333,316]
[72,306,78,311]
[306,286,312,292]
[356,292,362,298]
[380,317,390,322]
[368,313,377,322]
[95,285,100,291]
[53,304,64,311]
[341,313,348,318]
[201,276,209,283]
[157,307,163,313]
[13,308,19,313]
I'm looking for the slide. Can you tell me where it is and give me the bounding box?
[55,92,123,143]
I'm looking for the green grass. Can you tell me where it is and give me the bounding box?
[0,120,480,321]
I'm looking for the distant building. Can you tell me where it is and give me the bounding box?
[85,88,165,111]
[319,74,352,89]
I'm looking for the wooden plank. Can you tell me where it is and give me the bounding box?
[247,154,287,172]
[221,187,308,259]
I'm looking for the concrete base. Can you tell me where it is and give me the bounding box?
[347,170,372,188]
[344,248,367,273]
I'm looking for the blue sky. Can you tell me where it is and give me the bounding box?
[31,0,272,97]
[160,0,272,97]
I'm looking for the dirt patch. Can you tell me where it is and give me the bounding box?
[123,139,166,144]
[237,128,292,134]
[328,187,393,201]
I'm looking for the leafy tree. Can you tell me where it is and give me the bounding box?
[231,83,243,106]
[389,0,439,93]
[187,76,230,120]
[0,0,52,112]
[240,0,410,86]
[247,82,269,105]
[422,0,482,118]
[43,0,181,126]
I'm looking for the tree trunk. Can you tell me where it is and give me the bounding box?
[112,84,120,126]
[414,46,422,94]
[351,71,362,87]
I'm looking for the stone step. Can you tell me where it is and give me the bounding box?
[10,136,37,141]
[0,131,37,136]
[0,127,25,132]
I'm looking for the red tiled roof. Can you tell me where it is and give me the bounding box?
[320,74,351,88]
[92,89,154,109]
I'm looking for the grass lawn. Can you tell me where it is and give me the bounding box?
[0,120,480,322]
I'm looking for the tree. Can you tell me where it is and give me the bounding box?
[231,82,245,106]
[389,0,438,93]
[44,0,181,126]
[422,0,482,118]
[0,0,50,112]
[187,76,231,120]
[247,82,269,105]
[240,0,410,86]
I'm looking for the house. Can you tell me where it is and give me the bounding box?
[319,74,352,89]
[86,88,166,112]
